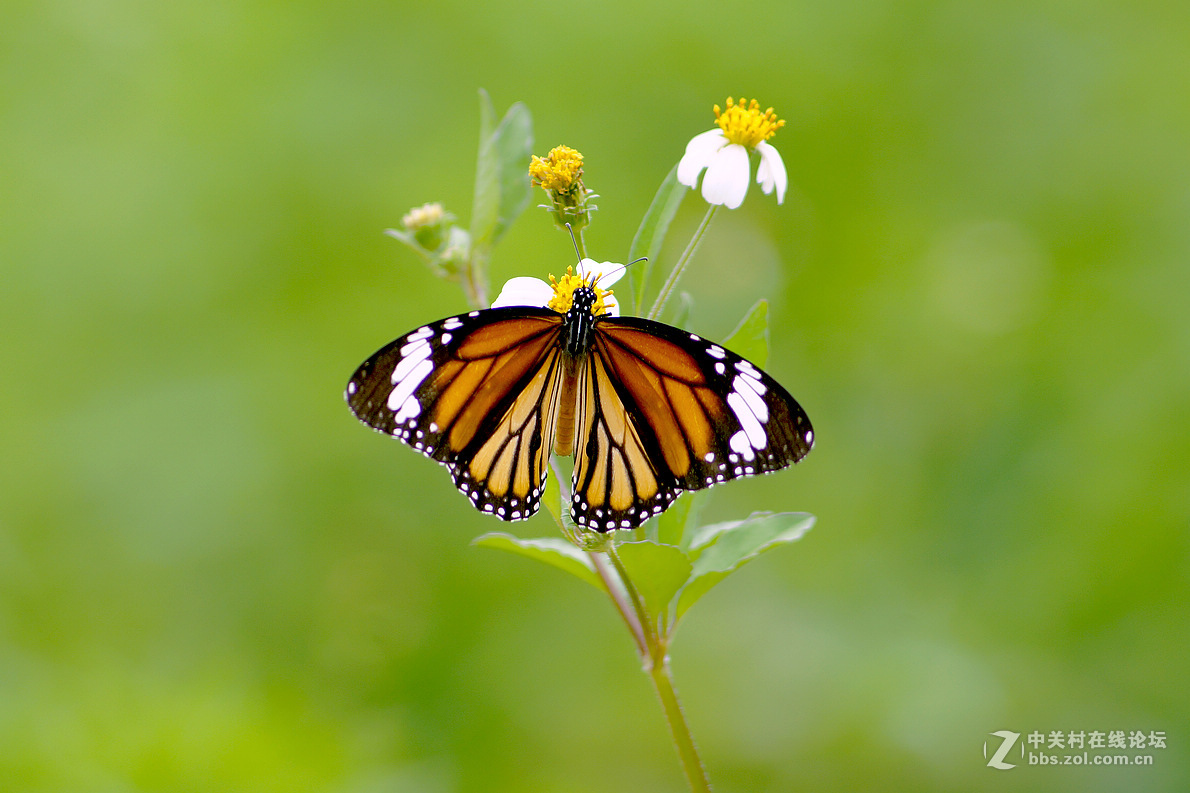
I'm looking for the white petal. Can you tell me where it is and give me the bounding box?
[755,141,787,204]
[578,258,626,288]
[491,276,553,308]
[700,143,750,209]
[677,129,728,187]
[602,294,620,317]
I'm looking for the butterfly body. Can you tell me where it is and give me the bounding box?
[347,288,813,531]
[562,286,599,356]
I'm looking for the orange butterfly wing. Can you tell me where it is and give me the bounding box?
[347,308,813,531]
[347,307,565,519]
[569,317,814,531]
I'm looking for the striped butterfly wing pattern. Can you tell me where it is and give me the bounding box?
[569,317,814,531]
[347,303,814,531]
[346,307,566,521]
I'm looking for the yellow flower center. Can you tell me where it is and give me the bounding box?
[714,97,785,148]
[546,267,614,316]
[530,145,585,195]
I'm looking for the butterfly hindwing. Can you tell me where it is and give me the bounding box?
[346,307,565,520]
[570,349,680,531]
[568,316,814,529]
[448,343,565,520]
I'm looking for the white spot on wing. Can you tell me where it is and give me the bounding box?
[728,391,767,449]
[407,326,434,341]
[733,374,769,422]
[736,368,766,393]
[736,359,761,379]
[394,394,421,422]
[388,358,433,410]
[393,341,432,382]
[729,429,756,462]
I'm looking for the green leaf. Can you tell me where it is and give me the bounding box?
[382,228,432,263]
[628,164,686,313]
[473,533,606,593]
[722,299,769,368]
[687,511,815,565]
[470,91,533,251]
[681,515,742,555]
[487,103,532,246]
[640,516,658,545]
[672,571,729,626]
[383,227,416,248]
[470,89,498,246]
[541,465,563,527]
[675,512,815,621]
[615,541,691,628]
[657,491,704,547]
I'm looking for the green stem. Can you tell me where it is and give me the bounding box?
[462,251,488,311]
[548,469,710,793]
[650,655,713,793]
[547,456,647,657]
[647,204,718,320]
[605,545,712,793]
[587,550,647,657]
[605,543,658,651]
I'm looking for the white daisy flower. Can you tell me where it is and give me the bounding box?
[491,258,623,317]
[677,97,788,210]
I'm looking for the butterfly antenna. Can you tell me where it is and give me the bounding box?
[565,223,582,263]
[565,223,601,288]
[598,256,648,284]
[562,223,648,287]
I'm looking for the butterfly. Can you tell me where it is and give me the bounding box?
[345,262,813,532]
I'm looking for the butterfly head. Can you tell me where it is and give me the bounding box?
[570,285,598,316]
[546,266,615,317]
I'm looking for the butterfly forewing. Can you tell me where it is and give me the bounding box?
[567,317,813,529]
[346,307,565,520]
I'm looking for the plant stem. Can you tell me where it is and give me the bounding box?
[547,456,647,657]
[604,546,712,793]
[648,204,718,320]
[587,550,647,657]
[605,543,657,651]
[462,252,488,311]
[548,465,711,793]
[650,654,713,793]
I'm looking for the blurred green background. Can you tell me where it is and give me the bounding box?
[2,0,1188,790]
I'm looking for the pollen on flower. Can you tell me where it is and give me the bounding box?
[402,202,445,230]
[547,266,613,316]
[714,97,785,149]
[530,145,584,195]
